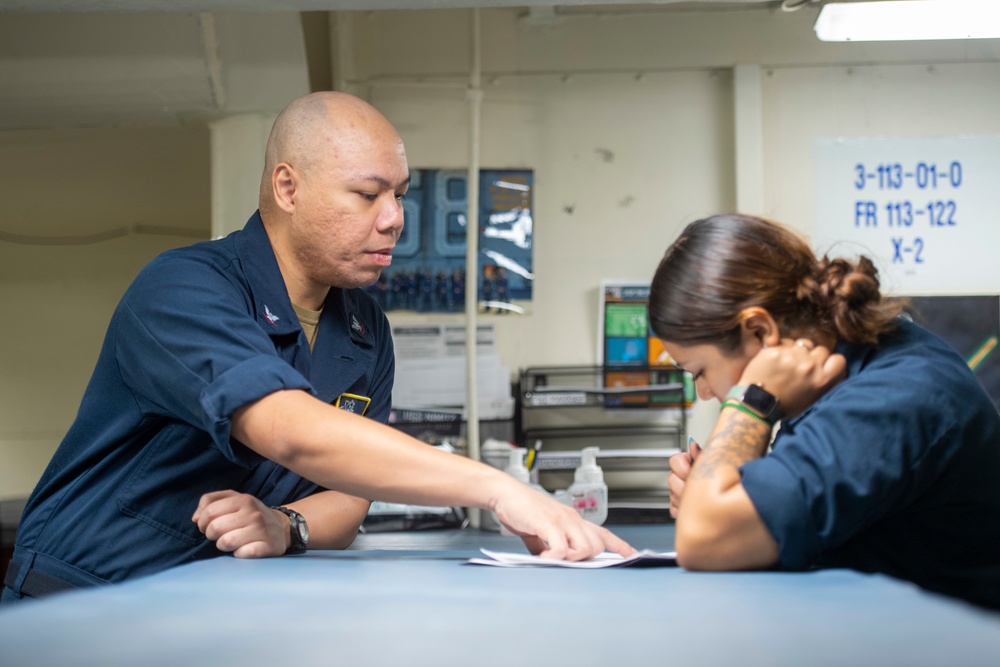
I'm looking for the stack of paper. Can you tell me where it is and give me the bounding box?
[467,548,677,568]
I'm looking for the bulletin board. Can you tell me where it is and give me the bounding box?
[597,281,695,409]
[365,168,534,315]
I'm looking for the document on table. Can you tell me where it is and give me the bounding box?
[467,548,677,568]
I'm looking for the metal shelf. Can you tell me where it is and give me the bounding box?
[517,365,690,449]
[520,364,689,412]
[516,365,689,523]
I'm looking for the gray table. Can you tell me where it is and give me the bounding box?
[2,524,999,666]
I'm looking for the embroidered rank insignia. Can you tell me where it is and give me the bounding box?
[350,313,365,336]
[335,393,371,416]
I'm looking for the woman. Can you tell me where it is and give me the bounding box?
[652,213,1000,610]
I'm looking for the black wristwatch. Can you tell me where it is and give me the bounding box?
[272,506,309,554]
[724,384,783,426]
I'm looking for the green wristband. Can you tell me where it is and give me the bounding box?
[721,400,775,426]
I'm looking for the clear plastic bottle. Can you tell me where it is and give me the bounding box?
[497,448,549,536]
[504,447,531,485]
[566,446,608,525]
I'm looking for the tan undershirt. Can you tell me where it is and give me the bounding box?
[292,303,322,351]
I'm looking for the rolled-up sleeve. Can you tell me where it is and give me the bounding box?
[741,453,822,569]
[739,351,956,570]
[115,253,312,465]
[198,355,313,458]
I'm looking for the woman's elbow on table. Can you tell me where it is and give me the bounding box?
[673,492,780,572]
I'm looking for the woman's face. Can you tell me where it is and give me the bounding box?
[661,339,755,402]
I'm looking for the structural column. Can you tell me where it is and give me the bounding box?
[734,64,764,216]
[209,114,274,238]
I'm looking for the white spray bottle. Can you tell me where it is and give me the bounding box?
[566,446,608,525]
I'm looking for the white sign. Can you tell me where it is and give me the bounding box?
[814,136,1000,295]
[392,324,496,360]
[390,323,513,418]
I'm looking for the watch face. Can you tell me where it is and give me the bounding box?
[743,384,778,416]
[275,506,309,551]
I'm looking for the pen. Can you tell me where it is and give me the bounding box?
[526,439,542,472]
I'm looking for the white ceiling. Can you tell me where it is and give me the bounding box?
[0,1,787,132]
[1,0,778,10]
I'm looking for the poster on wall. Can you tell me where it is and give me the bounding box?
[597,281,695,409]
[814,135,1000,295]
[365,169,534,315]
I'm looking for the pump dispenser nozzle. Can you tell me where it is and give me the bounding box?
[505,448,530,484]
[574,446,604,484]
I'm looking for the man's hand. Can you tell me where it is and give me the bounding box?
[192,490,289,558]
[231,390,632,561]
[491,481,635,561]
[667,438,702,518]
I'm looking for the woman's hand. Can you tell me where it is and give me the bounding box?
[667,438,702,518]
[740,338,847,419]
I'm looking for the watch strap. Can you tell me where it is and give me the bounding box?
[721,400,774,426]
[723,383,782,426]
[271,506,308,554]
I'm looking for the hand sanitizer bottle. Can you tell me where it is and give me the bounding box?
[567,446,608,525]
[497,448,549,536]
[505,447,531,485]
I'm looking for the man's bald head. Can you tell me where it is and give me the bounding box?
[259,92,402,216]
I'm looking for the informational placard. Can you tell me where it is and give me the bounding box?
[814,136,1000,295]
[388,323,514,420]
[597,281,694,409]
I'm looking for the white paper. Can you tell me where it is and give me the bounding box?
[467,548,677,569]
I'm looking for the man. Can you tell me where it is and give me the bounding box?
[3,92,632,603]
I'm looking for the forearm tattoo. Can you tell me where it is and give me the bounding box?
[689,413,772,481]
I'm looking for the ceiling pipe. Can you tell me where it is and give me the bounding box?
[197,13,226,110]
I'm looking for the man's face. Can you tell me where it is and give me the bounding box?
[289,123,410,291]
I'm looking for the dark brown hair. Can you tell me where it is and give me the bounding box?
[648,214,903,351]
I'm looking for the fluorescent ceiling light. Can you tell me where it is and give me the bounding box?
[815,0,1000,42]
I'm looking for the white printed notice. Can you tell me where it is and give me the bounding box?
[814,136,1000,295]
